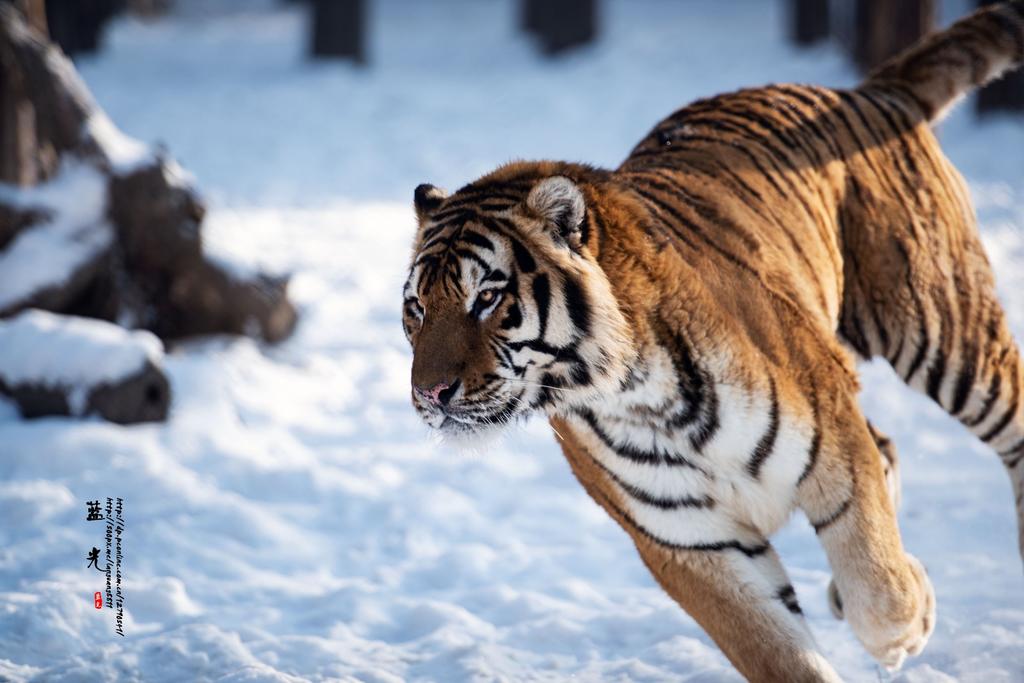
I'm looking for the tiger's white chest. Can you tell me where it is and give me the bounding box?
[563,344,815,548]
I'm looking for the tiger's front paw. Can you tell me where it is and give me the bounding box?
[845,554,936,671]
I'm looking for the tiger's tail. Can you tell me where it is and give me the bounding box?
[865,0,1024,121]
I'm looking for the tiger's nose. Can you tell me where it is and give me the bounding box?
[414,379,459,407]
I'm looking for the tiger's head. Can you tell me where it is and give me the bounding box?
[402,162,635,437]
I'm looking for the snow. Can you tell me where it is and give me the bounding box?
[0,161,112,313]
[0,310,164,415]
[0,0,1022,681]
[85,112,155,175]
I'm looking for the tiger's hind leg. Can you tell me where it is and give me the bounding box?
[826,422,901,619]
[870,421,902,512]
[837,123,1024,567]
[798,395,934,670]
[840,180,1024,565]
[827,421,901,620]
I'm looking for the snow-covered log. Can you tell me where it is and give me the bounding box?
[0,5,297,344]
[0,161,113,317]
[0,309,170,423]
[107,161,297,341]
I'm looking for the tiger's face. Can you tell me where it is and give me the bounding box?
[402,168,634,437]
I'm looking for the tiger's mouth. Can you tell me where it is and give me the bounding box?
[413,388,529,435]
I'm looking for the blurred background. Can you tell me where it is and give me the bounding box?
[0,1,1022,681]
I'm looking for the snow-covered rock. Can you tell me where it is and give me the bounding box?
[0,309,169,423]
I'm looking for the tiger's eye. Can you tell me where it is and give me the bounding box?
[479,290,495,303]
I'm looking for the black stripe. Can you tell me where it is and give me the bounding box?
[979,367,1019,443]
[812,498,852,534]
[592,483,768,557]
[841,287,872,358]
[659,326,707,429]
[747,91,828,167]
[856,89,927,193]
[475,216,536,275]
[829,93,899,197]
[533,372,564,408]
[451,178,532,200]
[575,408,708,472]
[966,366,1003,427]
[531,274,551,339]
[506,337,579,361]
[887,333,906,368]
[461,229,495,251]
[647,169,836,306]
[774,85,847,162]
[482,270,508,284]
[895,241,930,383]
[569,363,592,387]
[926,278,958,406]
[642,132,792,203]
[582,446,714,511]
[747,379,781,478]
[925,343,948,404]
[631,180,763,278]
[838,90,919,207]
[454,248,491,272]
[950,352,978,416]
[641,167,830,310]
[689,379,720,453]
[628,186,701,252]
[669,115,815,211]
[798,388,822,485]
[476,200,517,213]
[708,108,836,253]
[644,170,761,252]
[562,275,591,337]
[710,105,804,172]
[642,153,828,317]
[500,302,523,330]
[869,302,891,354]
[777,585,803,616]
[509,235,536,273]
[999,436,1024,462]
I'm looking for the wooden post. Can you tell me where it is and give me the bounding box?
[528,0,597,56]
[976,0,1024,114]
[44,0,119,57]
[0,0,48,186]
[852,0,934,72]
[521,0,541,34]
[790,0,830,46]
[311,0,365,64]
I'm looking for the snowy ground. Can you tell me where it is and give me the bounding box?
[2,1,1024,681]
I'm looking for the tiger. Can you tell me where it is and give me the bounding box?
[401,3,1024,681]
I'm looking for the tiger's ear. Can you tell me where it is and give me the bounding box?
[526,176,586,250]
[414,183,447,224]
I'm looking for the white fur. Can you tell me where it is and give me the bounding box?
[526,176,585,233]
[567,342,815,547]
